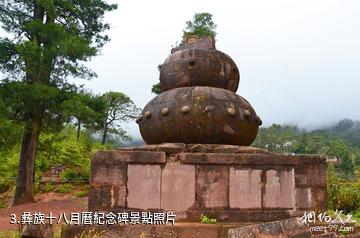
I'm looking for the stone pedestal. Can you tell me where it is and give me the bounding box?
[88,143,327,222]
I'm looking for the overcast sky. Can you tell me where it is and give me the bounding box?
[75,0,360,139]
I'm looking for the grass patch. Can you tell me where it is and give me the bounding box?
[200,214,217,224]
[42,182,56,193]
[55,183,73,193]
[0,230,21,238]
[73,190,88,198]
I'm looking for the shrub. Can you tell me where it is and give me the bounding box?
[60,167,89,184]
[55,183,73,193]
[327,165,360,213]
[43,182,55,193]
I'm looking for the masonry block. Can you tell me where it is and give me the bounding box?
[196,165,229,208]
[127,164,161,209]
[263,169,295,209]
[296,188,312,209]
[161,163,195,210]
[229,168,262,209]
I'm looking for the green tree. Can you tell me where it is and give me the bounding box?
[62,91,100,141]
[183,13,217,39]
[0,0,117,205]
[0,86,23,150]
[151,83,162,95]
[151,64,163,95]
[96,92,140,145]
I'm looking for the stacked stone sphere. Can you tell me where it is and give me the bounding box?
[137,36,262,145]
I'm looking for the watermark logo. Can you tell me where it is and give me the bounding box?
[299,210,357,234]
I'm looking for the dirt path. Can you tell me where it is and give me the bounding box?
[0,193,87,231]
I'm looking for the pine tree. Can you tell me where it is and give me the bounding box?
[0,0,117,205]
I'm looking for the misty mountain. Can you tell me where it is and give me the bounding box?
[312,119,360,147]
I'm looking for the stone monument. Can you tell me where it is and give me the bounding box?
[62,36,328,238]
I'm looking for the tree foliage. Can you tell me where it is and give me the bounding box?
[93,92,140,145]
[183,13,217,39]
[0,0,117,205]
[151,82,162,95]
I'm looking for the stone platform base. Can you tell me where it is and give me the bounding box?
[61,218,357,238]
[88,144,327,223]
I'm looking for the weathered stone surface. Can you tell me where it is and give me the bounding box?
[22,224,54,238]
[89,185,127,211]
[120,144,275,155]
[161,163,195,210]
[311,188,327,210]
[91,163,126,185]
[185,210,292,222]
[312,234,337,238]
[123,143,187,154]
[280,217,305,233]
[287,232,312,238]
[61,222,234,238]
[139,87,259,146]
[157,143,186,154]
[213,145,271,154]
[295,173,309,187]
[306,164,327,187]
[257,221,282,235]
[89,160,127,211]
[187,144,213,153]
[263,169,295,209]
[229,168,262,209]
[171,36,216,53]
[127,164,161,209]
[293,156,327,211]
[175,225,222,238]
[160,45,240,92]
[279,169,295,208]
[113,150,166,163]
[227,218,313,238]
[88,184,112,211]
[212,144,243,153]
[282,221,313,238]
[178,153,298,165]
[92,150,113,160]
[295,188,312,209]
[228,226,258,238]
[294,156,327,191]
[196,165,229,208]
[263,170,281,208]
[90,162,108,184]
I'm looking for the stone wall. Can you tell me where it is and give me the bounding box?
[88,144,327,222]
[295,156,328,213]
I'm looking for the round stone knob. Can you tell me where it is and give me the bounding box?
[244,109,251,117]
[227,107,236,116]
[144,111,152,119]
[161,107,169,116]
[180,106,190,114]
